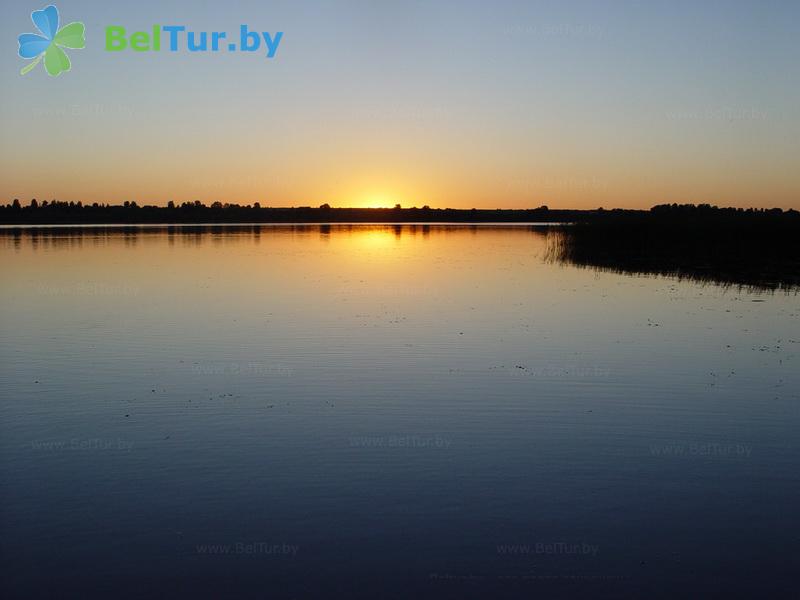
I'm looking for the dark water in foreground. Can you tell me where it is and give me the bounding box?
[1,226,798,599]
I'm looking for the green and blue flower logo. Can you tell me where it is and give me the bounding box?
[18,5,85,76]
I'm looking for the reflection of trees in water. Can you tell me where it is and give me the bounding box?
[1,223,552,246]
[5,208,798,292]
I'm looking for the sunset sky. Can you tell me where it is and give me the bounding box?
[1,0,798,209]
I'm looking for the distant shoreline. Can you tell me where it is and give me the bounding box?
[0,205,590,225]
[3,202,796,226]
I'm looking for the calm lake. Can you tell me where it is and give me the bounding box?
[1,225,798,599]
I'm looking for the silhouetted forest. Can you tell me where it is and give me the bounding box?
[0,199,580,224]
[2,199,796,227]
[548,204,800,290]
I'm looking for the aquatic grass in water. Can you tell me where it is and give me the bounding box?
[547,205,800,291]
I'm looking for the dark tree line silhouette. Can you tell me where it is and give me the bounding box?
[2,199,567,224]
[2,198,796,226]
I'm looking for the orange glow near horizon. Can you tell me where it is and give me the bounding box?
[2,155,797,210]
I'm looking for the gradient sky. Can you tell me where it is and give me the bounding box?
[1,0,798,209]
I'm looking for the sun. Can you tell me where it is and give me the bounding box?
[358,192,397,209]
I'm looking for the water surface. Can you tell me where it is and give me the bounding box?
[1,225,798,598]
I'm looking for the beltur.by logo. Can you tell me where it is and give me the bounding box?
[17,4,284,78]
[105,25,283,58]
[18,5,86,76]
